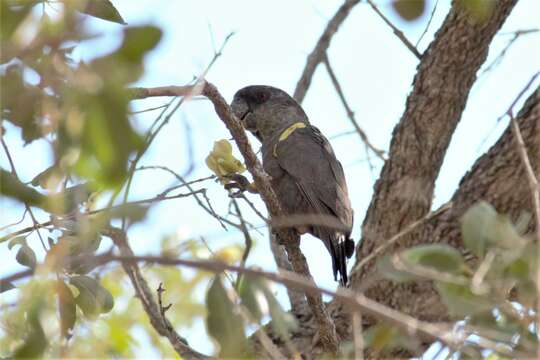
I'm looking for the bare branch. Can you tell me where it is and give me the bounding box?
[103,227,212,360]
[128,85,197,100]
[1,186,206,243]
[293,0,360,103]
[352,201,452,274]
[481,29,540,77]
[1,137,48,252]
[322,54,386,160]
[416,0,440,47]
[366,0,422,59]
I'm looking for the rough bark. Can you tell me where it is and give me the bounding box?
[424,86,540,254]
[349,0,518,322]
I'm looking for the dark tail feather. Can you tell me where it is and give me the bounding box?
[331,234,355,287]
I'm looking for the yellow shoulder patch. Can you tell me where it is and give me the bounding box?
[273,122,306,157]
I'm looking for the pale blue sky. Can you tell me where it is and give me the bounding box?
[1,0,539,356]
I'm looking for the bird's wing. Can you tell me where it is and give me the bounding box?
[273,125,353,233]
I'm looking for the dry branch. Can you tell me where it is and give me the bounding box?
[293,0,360,103]
[366,0,421,58]
[103,227,211,360]
[322,54,386,160]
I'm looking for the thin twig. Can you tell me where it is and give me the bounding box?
[231,196,252,271]
[237,193,268,223]
[366,0,422,59]
[121,98,178,229]
[353,202,453,273]
[0,188,206,243]
[1,137,47,251]
[103,228,209,360]
[157,282,173,328]
[0,208,28,231]
[137,165,232,230]
[416,0,440,47]
[352,311,364,360]
[128,103,170,114]
[323,54,386,160]
[481,29,540,77]
[509,112,540,350]
[293,0,361,103]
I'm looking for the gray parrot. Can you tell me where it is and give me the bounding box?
[230,85,354,285]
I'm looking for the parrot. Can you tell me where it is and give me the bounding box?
[230,85,355,285]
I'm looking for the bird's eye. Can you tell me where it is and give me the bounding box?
[255,91,269,104]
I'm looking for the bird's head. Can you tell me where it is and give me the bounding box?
[231,85,308,142]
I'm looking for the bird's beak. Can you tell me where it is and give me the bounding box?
[231,98,250,122]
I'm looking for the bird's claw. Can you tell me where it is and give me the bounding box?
[223,174,254,197]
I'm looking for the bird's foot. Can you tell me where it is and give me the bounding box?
[223,174,257,197]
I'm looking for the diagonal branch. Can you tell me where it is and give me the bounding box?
[102,227,212,360]
[366,0,421,59]
[322,54,386,160]
[293,0,360,103]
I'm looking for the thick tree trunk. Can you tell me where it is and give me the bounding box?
[347,0,519,338]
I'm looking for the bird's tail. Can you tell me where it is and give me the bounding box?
[330,233,355,286]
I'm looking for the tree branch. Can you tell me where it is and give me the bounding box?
[293,0,360,103]
[322,54,386,160]
[365,0,421,59]
[102,227,212,360]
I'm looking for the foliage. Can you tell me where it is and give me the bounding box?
[378,201,538,357]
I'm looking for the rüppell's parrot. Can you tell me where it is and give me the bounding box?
[230,85,354,285]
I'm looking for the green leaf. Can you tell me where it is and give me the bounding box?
[77,0,126,24]
[457,0,495,22]
[461,201,497,258]
[262,287,297,339]
[0,1,38,63]
[13,306,48,359]
[401,244,465,273]
[435,282,493,316]
[1,169,47,208]
[8,236,28,250]
[0,65,48,142]
[106,204,148,223]
[70,275,114,318]
[30,164,60,188]
[237,276,265,322]
[117,26,162,64]
[237,274,297,338]
[392,0,425,21]
[57,280,77,339]
[205,276,249,358]
[377,255,421,282]
[16,244,37,269]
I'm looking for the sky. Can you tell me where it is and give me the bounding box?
[1,0,539,357]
